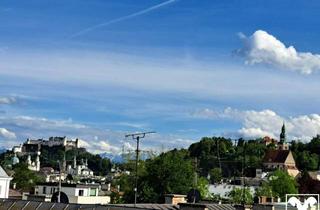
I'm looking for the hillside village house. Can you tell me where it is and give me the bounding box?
[24,182,110,205]
[0,166,12,199]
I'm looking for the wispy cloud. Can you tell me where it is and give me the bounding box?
[0,128,16,139]
[70,0,178,38]
[236,30,320,74]
[0,96,17,105]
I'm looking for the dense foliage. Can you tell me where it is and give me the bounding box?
[188,137,267,177]
[256,170,298,200]
[12,163,44,191]
[41,147,111,175]
[116,149,195,203]
[291,136,320,171]
[227,187,253,205]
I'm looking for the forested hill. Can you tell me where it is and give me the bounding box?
[42,146,112,176]
[188,137,267,177]
[1,145,112,176]
[187,136,320,177]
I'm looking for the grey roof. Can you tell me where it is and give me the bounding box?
[0,166,10,178]
[206,204,235,210]
[0,199,236,210]
[0,200,178,210]
[111,204,180,210]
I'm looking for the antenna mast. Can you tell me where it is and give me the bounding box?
[125,131,156,206]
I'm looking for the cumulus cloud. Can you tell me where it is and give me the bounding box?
[0,128,16,139]
[193,107,320,141]
[236,30,320,74]
[79,139,121,154]
[0,96,17,105]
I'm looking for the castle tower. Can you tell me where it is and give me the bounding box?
[63,136,67,146]
[35,154,40,171]
[62,153,66,173]
[73,156,77,168]
[27,155,32,166]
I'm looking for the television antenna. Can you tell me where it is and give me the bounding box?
[125,131,156,206]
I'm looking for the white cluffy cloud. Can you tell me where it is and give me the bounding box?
[78,139,121,154]
[0,128,16,139]
[236,30,320,74]
[193,107,320,141]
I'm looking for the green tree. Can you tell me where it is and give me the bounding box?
[255,182,273,197]
[227,187,253,205]
[308,135,320,155]
[296,151,319,171]
[196,177,210,199]
[12,163,44,191]
[209,168,222,184]
[140,149,194,203]
[268,170,298,200]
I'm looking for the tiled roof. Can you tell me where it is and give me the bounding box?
[262,150,290,163]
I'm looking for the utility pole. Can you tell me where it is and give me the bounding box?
[216,139,222,172]
[57,160,62,203]
[242,141,246,206]
[125,131,156,206]
[193,157,198,203]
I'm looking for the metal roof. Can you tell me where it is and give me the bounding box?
[0,199,236,210]
[206,204,235,210]
[0,200,176,210]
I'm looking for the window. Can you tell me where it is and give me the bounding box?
[78,190,84,196]
[90,188,96,196]
[43,187,46,194]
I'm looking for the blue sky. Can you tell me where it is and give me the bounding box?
[1,0,320,153]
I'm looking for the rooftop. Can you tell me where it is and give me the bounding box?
[262,150,290,163]
[0,200,236,210]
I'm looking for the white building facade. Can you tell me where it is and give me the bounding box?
[31,183,110,204]
[0,166,12,199]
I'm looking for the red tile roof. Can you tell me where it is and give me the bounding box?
[263,150,290,163]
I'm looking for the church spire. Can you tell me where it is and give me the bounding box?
[280,122,286,143]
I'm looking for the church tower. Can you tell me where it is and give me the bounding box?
[278,123,289,150]
[280,123,286,143]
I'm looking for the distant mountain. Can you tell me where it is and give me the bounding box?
[100,151,157,163]
[100,153,124,163]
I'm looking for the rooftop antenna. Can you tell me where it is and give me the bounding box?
[216,139,222,172]
[125,131,156,206]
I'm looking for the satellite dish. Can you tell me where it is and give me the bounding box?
[187,189,201,203]
[51,191,69,204]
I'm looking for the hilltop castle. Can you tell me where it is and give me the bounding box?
[12,136,79,155]
[12,136,80,172]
